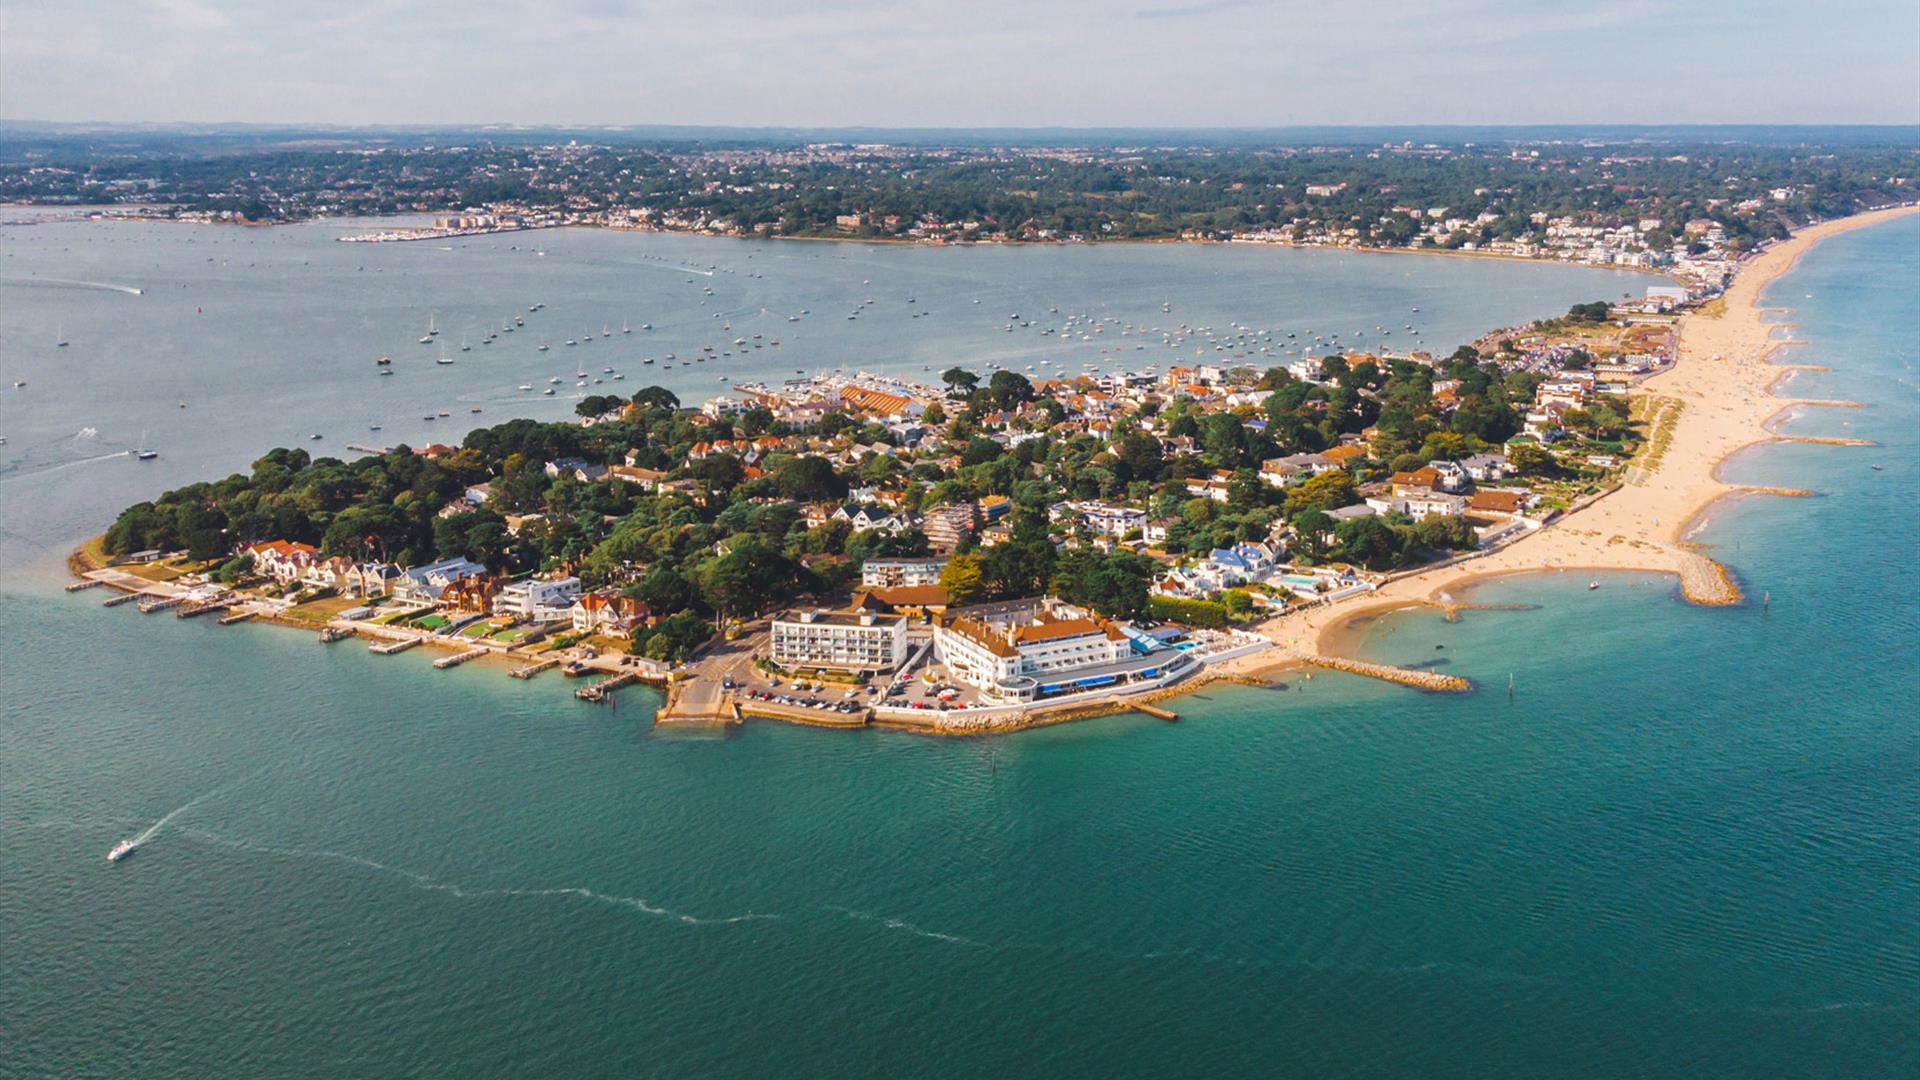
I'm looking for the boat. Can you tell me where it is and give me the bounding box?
[108,839,136,862]
[543,387,555,395]
[471,407,483,414]
[309,433,323,441]
[518,384,533,391]
[134,430,157,460]
[428,313,438,336]
[1588,581,1600,591]
[436,354,454,365]
[538,343,549,351]
[622,320,631,334]
[379,369,393,376]
[369,424,382,431]
[56,323,68,347]
[640,323,651,330]
[375,355,391,365]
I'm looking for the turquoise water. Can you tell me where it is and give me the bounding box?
[3,218,1915,1077]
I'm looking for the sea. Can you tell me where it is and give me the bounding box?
[1,214,1913,1078]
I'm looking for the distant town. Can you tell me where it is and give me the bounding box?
[7,131,1917,288]
[75,278,1699,727]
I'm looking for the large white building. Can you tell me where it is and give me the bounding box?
[493,576,582,621]
[932,600,1174,703]
[859,556,948,588]
[771,608,910,672]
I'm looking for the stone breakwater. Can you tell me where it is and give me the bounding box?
[1304,656,1471,691]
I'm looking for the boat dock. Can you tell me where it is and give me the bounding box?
[433,647,489,669]
[218,610,257,626]
[344,443,391,456]
[318,626,355,643]
[65,579,104,592]
[1132,703,1179,721]
[575,672,640,702]
[369,637,420,655]
[137,594,184,614]
[177,599,231,618]
[509,658,561,680]
[101,591,147,607]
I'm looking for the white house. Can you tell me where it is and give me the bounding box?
[770,608,909,672]
[493,576,583,622]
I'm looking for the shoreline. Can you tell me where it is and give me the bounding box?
[1220,203,1920,674]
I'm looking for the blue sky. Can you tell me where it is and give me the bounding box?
[3,0,1915,126]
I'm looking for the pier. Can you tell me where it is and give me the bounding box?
[101,591,147,607]
[318,626,355,643]
[509,658,561,680]
[65,579,104,592]
[433,647,490,669]
[218,610,257,625]
[177,598,231,618]
[344,443,391,456]
[137,594,184,614]
[369,637,420,655]
[575,671,641,702]
[1132,703,1179,722]
[1305,655,1472,692]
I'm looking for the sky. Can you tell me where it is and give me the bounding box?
[2,0,1916,127]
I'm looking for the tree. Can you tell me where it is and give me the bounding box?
[1507,442,1554,477]
[938,552,985,606]
[942,367,979,396]
[772,455,846,501]
[987,370,1035,409]
[1283,470,1358,516]
[630,386,679,411]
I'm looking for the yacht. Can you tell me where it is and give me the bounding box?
[108,839,136,862]
[56,324,69,347]
[543,387,555,395]
[518,383,533,391]
[375,356,391,365]
[640,323,652,330]
[538,343,550,352]
[369,424,382,431]
[134,430,158,460]
[379,369,393,376]
[622,320,632,334]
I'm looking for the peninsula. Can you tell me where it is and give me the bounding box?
[70,205,1917,733]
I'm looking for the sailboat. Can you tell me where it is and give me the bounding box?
[622,320,631,334]
[460,334,470,352]
[134,431,158,460]
[56,323,69,347]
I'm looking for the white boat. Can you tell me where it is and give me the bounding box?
[518,384,533,391]
[108,839,136,862]
[56,323,68,347]
[428,313,438,336]
[134,430,157,460]
[622,320,631,334]
[543,387,555,395]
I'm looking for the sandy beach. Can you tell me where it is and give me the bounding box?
[1224,204,1920,676]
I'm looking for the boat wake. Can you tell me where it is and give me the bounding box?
[824,905,992,948]
[0,275,144,296]
[177,827,776,927]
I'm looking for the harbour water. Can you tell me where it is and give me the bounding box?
[2,216,1914,1077]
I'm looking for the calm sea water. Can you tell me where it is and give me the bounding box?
[2,217,1914,1078]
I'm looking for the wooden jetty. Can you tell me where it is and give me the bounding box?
[575,671,640,702]
[102,591,147,607]
[65,579,104,592]
[218,610,257,626]
[369,637,420,655]
[1132,703,1179,722]
[137,594,184,614]
[318,626,355,643]
[177,599,231,619]
[509,658,561,680]
[433,647,489,669]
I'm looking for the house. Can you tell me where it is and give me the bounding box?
[243,540,321,583]
[570,590,652,637]
[439,573,502,613]
[1467,489,1530,516]
[493,576,582,622]
[770,608,910,672]
[300,555,357,592]
[347,562,402,599]
[1459,453,1513,482]
[1261,453,1335,487]
[1184,472,1234,503]
[1075,502,1147,538]
[544,457,607,483]
[394,557,490,602]
[921,504,979,551]
[608,464,668,490]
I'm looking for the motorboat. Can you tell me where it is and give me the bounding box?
[108,839,136,862]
